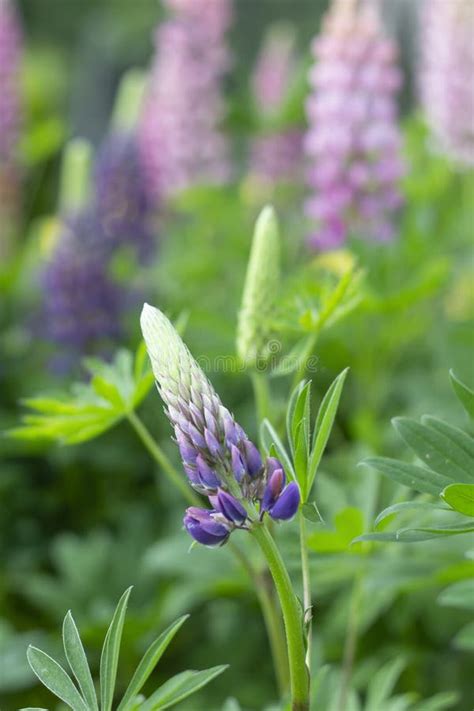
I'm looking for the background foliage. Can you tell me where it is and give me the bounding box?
[0,1,473,710]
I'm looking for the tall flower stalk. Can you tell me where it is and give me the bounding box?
[140,303,309,710]
[250,24,303,186]
[419,0,474,166]
[0,0,22,258]
[139,0,232,203]
[304,0,404,250]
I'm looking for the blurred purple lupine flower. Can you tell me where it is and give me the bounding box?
[94,131,154,262]
[141,304,300,547]
[43,210,123,366]
[304,0,405,250]
[139,0,232,203]
[250,25,303,185]
[0,0,22,253]
[420,0,474,166]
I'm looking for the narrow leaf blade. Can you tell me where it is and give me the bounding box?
[362,457,451,496]
[307,368,349,496]
[27,646,88,711]
[117,615,189,711]
[141,666,228,711]
[100,587,133,711]
[63,612,98,711]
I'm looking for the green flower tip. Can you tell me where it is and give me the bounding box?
[237,205,281,366]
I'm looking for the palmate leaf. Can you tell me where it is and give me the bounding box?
[25,588,225,711]
[393,417,474,484]
[8,344,154,445]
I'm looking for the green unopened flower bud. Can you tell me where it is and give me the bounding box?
[237,205,280,366]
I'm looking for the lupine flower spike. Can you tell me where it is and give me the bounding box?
[250,24,303,185]
[0,0,23,257]
[94,70,155,262]
[140,304,300,546]
[305,0,405,249]
[43,140,122,366]
[420,0,474,166]
[139,0,232,203]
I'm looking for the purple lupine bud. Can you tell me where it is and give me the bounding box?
[420,0,474,166]
[94,131,155,261]
[231,444,246,482]
[0,0,23,255]
[213,489,247,525]
[141,304,261,497]
[139,0,232,203]
[242,440,263,478]
[249,24,303,185]
[304,0,405,250]
[195,455,220,490]
[268,482,300,521]
[184,507,231,546]
[262,464,286,512]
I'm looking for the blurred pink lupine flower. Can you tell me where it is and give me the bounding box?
[420,0,474,166]
[0,0,22,253]
[304,0,405,250]
[139,0,232,203]
[250,25,303,185]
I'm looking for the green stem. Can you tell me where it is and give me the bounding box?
[229,541,289,695]
[298,512,313,675]
[251,522,309,711]
[126,411,289,697]
[251,370,271,426]
[126,411,201,507]
[292,332,318,390]
[337,573,363,711]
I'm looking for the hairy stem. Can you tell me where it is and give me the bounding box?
[126,411,289,696]
[230,541,289,695]
[298,512,313,675]
[251,522,310,711]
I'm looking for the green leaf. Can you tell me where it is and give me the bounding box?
[365,658,405,711]
[410,691,459,711]
[441,483,474,516]
[308,507,364,553]
[395,522,474,542]
[450,369,474,420]
[306,368,348,498]
[289,381,311,457]
[117,615,189,711]
[421,417,474,481]
[302,501,324,523]
[140,665,228,711]
[362,457,452,496]
[62,611,98,711]
[374,501,450,529]
[26,646,88,711]
[438,580,474,610]
[100,587,133,711]
[260,419,296,480]
[453,622,474,651]
[393,417,474,484]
